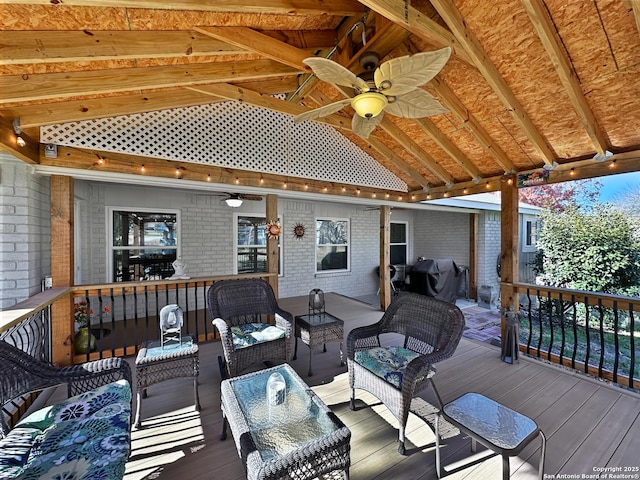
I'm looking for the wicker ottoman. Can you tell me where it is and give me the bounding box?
[134,334,200,428]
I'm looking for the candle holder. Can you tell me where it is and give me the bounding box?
[308,289,325,317]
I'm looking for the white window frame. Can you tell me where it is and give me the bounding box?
[233,213,283,276]
[521,215,540,253]
[106,207,181,282]
[390,221,409,266]
[315,217,350,274]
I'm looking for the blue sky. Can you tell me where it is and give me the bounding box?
[599,171,640,202]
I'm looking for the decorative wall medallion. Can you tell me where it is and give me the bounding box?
[292,223,306,240]
[266,220,282,239]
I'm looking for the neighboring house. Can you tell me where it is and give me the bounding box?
[1,153,540,310]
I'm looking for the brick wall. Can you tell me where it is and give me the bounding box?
[0,154,50,307]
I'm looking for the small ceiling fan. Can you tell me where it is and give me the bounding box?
[294,47,451,139]
[220,193,262,208]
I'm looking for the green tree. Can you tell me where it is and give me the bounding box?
[536,204,640,296]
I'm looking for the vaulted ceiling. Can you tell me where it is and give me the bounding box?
[2,0,640,203]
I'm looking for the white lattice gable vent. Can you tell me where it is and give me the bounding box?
[41,100,407,191]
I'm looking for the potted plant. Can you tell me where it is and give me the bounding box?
[74,301,110,354]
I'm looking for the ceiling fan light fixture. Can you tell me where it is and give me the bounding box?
[351,92,387,119]
[225,198,243,208]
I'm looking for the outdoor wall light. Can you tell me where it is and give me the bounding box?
[13,118,25,147]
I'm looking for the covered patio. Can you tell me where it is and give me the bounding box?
[108,293,638,479]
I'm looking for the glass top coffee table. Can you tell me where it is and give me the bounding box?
[220,364,351,480]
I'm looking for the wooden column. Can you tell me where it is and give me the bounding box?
[266,194,279,297]
[500,176,519,340]
[50,175,74,365]
[379,205,391,311]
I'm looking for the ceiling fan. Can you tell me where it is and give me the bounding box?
[294,47,452,139]
[220,193,263,208]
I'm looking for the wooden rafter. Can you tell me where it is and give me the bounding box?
[193,26,312,72]
[356,0,473,66]
[378,117,454,186]
[5,90,227,128]
[520,0,610,157]
[414,117,483,181]
[428,0,557,167]
[0,60,301,105]
[428,75,516,173]
[0,0,365,15]
[0,31,246,65]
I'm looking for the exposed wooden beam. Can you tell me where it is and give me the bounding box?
[0,60,300,104]
[428,0,557,167]
[0,31,247,65]
[379,117,454,186]
[4,90,227,128]
[521,0,610,157]
[1,0,365,15]
[429,75,516,173]
[414,117,483,181]
[193,26,311,72]
[356,0,474,65]
[42,146,407,198]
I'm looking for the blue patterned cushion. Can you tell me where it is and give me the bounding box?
[231,323,285,349]
[354,346,420,389]
[0,380,131,480]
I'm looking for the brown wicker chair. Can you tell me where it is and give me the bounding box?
[0,339,132,436]
[207,278,293,378]
[347,293,465,454]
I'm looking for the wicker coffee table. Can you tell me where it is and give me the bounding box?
[294,312,345,376]
[134,334,200,428]
[220,364,351,480]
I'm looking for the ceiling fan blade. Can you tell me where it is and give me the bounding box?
[303,57,370,92]
[384,88,449,118]
[374,47,452,97]
[352,111,384,139]
[293,98,352,124]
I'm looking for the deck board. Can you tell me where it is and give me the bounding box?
[111,294,640,480]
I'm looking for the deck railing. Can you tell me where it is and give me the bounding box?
[512,283,639,391]
[69,273,276,363]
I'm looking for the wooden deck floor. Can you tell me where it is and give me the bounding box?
[121,293,640,480]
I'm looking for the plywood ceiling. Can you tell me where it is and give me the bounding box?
[1,0,640,202]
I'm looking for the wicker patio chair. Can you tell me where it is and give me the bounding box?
[0,340,132,436]
[347,293,465,455]
[207,278,293,379]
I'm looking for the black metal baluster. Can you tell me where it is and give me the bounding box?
[628,304,635,389]
[597,299,605,378]
[525,288,533,355]
[546,290,554,361]
[612,301,619,384]
[584,298,591,374]
[571,295,578,370]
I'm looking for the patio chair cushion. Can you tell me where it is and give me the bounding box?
[231,323,286,349]
[0,379,131,480]
[354,346,422,389]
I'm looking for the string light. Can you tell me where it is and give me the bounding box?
[235,177,240,185]
[283,181,287,189]
[304,184,309,190]
[260,177,264,184]
[140,164,145,172]
[570,168,575,176]
[323,186,328,192]
[372,193,377,198]
[207,174,211,182]
[356,189,361,195]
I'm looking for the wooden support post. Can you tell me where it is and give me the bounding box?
[50,175,74,366]
[379,205,391,311]
[266,194,279,297]
[500,176,519,347]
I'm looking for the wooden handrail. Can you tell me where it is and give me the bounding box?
[0,287,70,334]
